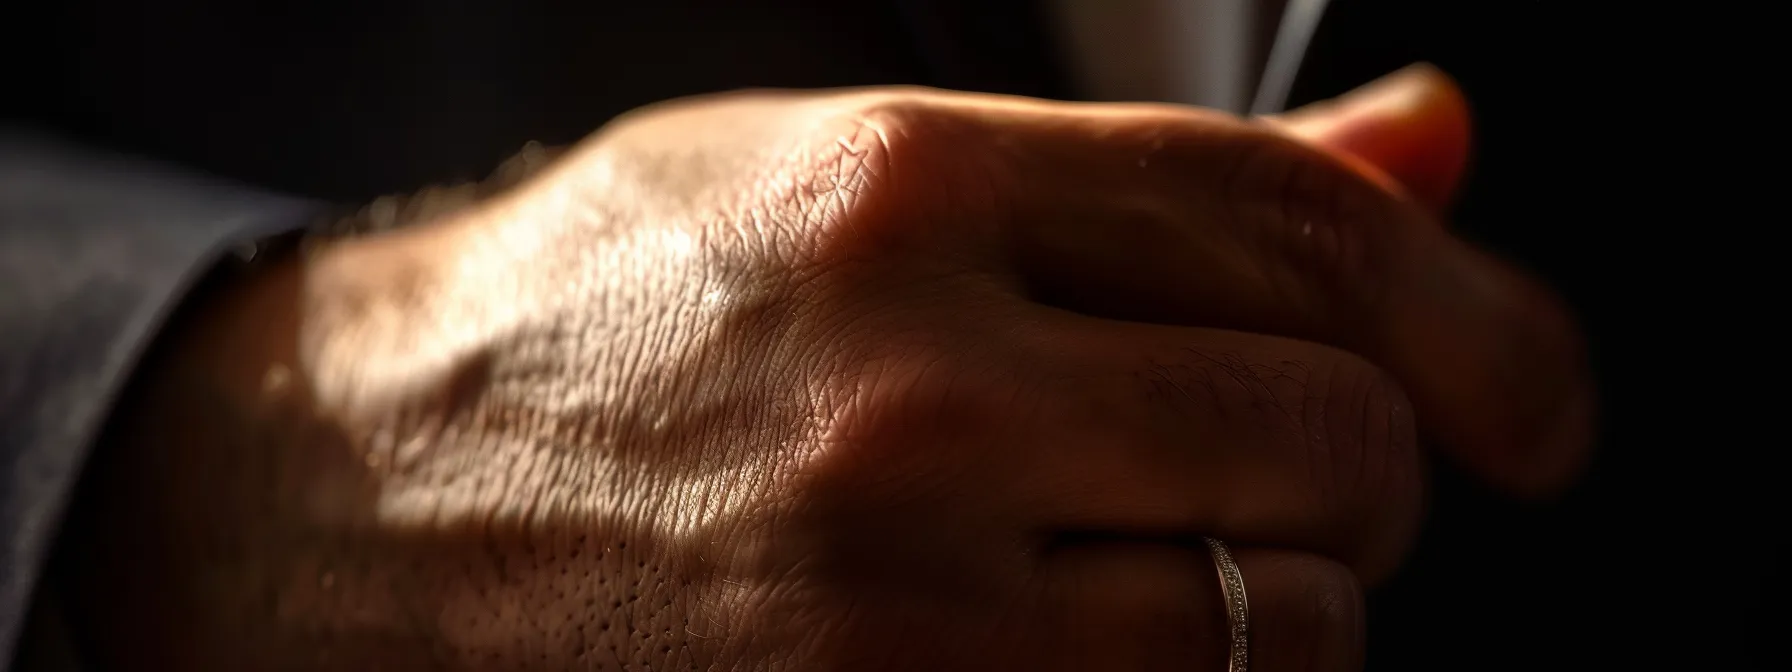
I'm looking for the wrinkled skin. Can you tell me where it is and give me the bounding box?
[66,66,1592,671]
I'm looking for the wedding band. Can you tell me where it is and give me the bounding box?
[1203,537,1249,672]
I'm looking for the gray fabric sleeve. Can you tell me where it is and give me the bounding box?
[0,128,322,665]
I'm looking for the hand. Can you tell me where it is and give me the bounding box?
[69,65,1591,671]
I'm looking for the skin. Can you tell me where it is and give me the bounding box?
[59,65,1592,671]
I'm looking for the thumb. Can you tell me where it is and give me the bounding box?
[1269,63,1473,213]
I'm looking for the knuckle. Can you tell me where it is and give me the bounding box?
[1294,555,1364,634]
[1315,354,1422,536]
[1144,346,1323,449]
[1262,554,1365,670]
[1221,133,1404,310]
[844,93,978,179]
[1136,346,1300,425]
[810,337,1026,494]
[1132,344,1421,566]
[796,93,1010,264]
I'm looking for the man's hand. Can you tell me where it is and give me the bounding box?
[67,66,1590,671]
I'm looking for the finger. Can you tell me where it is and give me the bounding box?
[839,92,1590,496]
[1030,543,1363,672]
[1009,315,1423,581]
[1267,63,1473,213]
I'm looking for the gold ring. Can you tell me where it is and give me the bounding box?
[1203,537,1249,672]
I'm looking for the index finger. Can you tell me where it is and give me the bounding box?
[832,91,1593,496]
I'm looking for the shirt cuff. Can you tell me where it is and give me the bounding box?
[0,128,324,666]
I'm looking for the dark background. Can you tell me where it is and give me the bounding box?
[1293,3,1773,669]
[5,0,1771,669]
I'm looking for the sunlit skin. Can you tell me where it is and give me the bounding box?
[62,65,1590,671]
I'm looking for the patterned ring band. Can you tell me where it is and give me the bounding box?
[1203,537,1250,672]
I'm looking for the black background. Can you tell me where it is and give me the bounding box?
[1290,2,1772,669]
